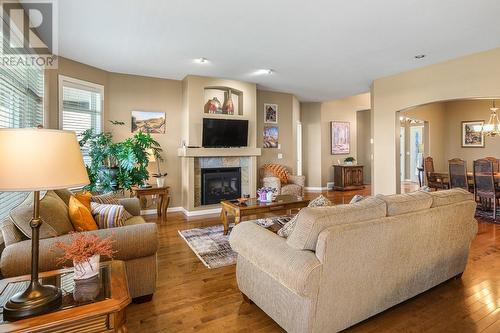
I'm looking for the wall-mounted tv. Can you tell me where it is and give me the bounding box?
[202,118,248,148]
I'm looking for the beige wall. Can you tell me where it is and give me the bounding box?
[320,93,371,186]
[257,90,298,173]
[443,99,500,171]
[356,110,372,184]
[106,73,183,207]
[301,102,322,187]
[372,47,500,194]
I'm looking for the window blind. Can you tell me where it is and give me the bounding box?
[59,77,103,165]
[0,38,44,219]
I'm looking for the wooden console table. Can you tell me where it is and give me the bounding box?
[0,261,130,333]
[131,185,170,221]
[333,165,365,191]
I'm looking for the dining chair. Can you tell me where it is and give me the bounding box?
[448,158,471,192]
[424,156,449,190]
[473,159,500,220]
[485,157,500,173]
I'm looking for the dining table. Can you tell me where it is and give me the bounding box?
[466,171,500,183]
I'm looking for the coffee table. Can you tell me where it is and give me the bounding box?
[0,260,130,333]
[220,195,310,235]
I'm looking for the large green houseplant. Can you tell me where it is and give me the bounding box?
[79,128,163,193]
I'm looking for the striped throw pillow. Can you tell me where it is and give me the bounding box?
[91,192,120,205]
[90,203,129,229]
[263,164,290,184]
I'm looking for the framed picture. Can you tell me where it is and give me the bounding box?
[131,111,166,134]
[461,120,484,148]
[264,103,278,123]
[263,126,279,148]
[331,121,350,155]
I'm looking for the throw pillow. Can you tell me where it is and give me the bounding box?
[349,194,365,204]
[75,192,92,211]
[277,194,332,238]
[91,192,120,205]
[68,196,98,232]
[263,164,289,184]
[90,202,127,229]
[9,191,75,239]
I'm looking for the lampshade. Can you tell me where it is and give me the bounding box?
[0,128,89,191]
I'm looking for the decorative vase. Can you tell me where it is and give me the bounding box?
[222,90,234,115]
[204,97,222,114]
[73,254,100,280]
[266,191,274,202]
[156,176,166,187]
[73,275,100,302]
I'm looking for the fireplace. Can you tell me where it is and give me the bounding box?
[201,167,241,205]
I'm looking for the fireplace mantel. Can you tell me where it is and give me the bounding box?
[177,147,261,158]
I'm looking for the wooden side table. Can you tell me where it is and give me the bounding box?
[131,185,170,221]
[0,261,130,333]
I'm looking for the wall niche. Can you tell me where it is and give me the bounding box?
[204,86,243,116]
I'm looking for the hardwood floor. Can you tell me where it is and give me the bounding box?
[126,185,500,332]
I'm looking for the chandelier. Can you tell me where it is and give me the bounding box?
[482,101,500,137]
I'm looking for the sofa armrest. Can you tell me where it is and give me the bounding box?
[288,175,305,188]
[229,221,321,297]
[119,197,141,216]
[263,176,281,192]
[1,223,158,278]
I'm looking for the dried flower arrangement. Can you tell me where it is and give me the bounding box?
[52,233,116,266]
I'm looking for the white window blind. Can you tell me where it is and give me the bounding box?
[0,43,44,220]
[59,76,103,165]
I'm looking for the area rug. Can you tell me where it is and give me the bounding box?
[178,215,292,269]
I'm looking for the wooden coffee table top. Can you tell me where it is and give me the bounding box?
[0,260,130,332]
[221,195,309,211]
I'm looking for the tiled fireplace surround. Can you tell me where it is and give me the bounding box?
[194,157,250,207]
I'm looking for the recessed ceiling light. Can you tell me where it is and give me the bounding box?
[414,54,426,59]
[254,69,274,75]
[194,57,208,64]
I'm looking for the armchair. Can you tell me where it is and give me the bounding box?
[260,165,305,197]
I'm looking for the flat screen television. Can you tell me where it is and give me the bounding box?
[202,118,248,148]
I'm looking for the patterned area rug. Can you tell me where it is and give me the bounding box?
[178,215,292,269]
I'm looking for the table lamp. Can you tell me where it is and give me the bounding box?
[0,128,89,321]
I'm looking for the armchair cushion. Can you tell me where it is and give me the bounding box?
[281,184,303,197]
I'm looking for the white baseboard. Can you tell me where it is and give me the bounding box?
[181,207,222,217]
[304,187,328,192]
[140,206,183,215]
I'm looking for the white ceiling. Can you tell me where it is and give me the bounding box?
[58,0,500,102]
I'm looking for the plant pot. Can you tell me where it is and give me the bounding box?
[73,254,100,280]
[155,176,166,187]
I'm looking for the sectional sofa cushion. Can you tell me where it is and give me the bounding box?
[287,196,387,250]
[430,188,473,207]
[376,191,433,216]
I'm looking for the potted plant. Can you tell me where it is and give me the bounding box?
[344,157,356,165]
[79,123,163,192]
[52,233,115,280]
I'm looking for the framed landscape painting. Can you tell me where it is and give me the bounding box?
[462,120,484,148]
[263,126,279,148]
[131,111,166,134]
[264,103,278,123]
[331,121,350,154]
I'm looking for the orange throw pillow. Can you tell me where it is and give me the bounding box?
[68,196,98,232]
[75,192,92,211]
[263,164,289,184]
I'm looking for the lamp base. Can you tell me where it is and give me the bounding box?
[3,281,62,321]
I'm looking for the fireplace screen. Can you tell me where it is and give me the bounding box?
[201,167,242,205]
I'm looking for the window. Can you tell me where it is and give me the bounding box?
[59,75,104,164]
[0,47,44,219]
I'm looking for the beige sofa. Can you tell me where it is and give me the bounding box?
[0,189,158,301]
[230,189,477,333]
